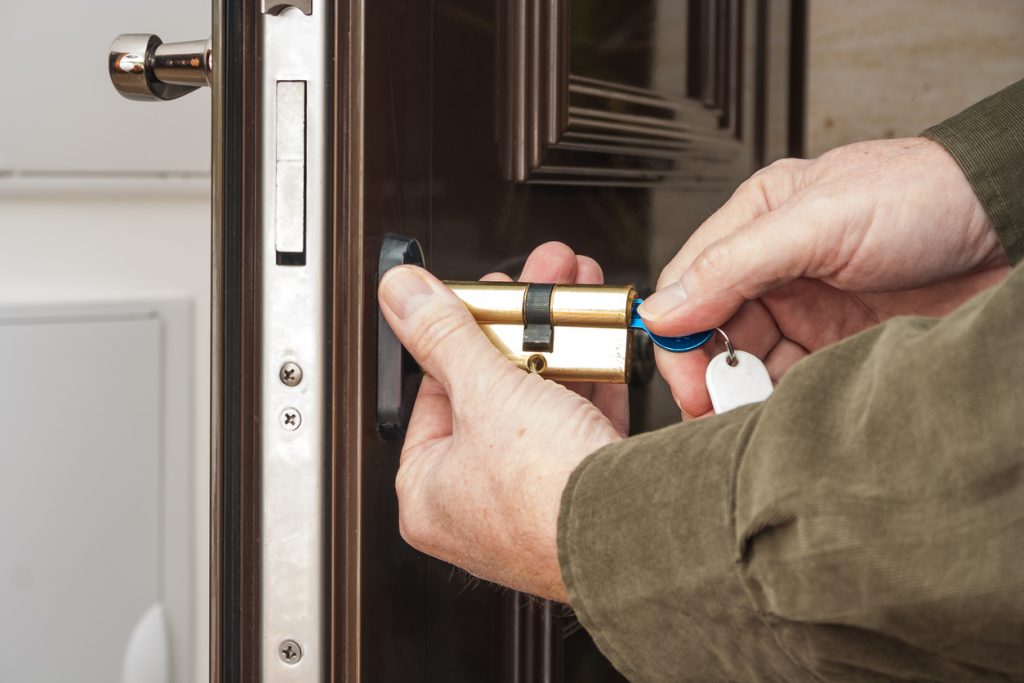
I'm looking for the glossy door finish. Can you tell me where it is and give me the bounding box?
[329,1,805,682]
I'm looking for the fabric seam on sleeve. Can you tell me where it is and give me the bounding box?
[923,125,1021,264]
[727,409,829,683]
[559,448,645,681]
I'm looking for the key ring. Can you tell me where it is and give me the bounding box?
[716,327,738,366]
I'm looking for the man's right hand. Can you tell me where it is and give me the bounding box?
[638,136,1011,418]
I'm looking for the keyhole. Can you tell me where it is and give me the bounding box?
[526,354,547,374]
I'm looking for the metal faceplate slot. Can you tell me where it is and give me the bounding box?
[445,282,636,383]
[275,81,307,265]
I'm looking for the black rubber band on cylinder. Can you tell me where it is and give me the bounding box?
[522,283,555,352]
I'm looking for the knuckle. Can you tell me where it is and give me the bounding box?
[731,175,772,214]
[656,251,695,290]
[692,240,733,280]
[656,270,678,290]
[748,158,805,208]
[766,156,805,173]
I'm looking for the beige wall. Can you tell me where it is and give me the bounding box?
[806,0,1024,156]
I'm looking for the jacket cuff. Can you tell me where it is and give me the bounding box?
[923,79,1024,265]
[557,409,806,682]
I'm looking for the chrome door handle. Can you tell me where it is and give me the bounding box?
[108,34,211,101]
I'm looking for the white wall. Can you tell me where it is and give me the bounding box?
[1,0,212,679]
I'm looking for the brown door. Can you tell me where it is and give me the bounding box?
[209,1,805,681]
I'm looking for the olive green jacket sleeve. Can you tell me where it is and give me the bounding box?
[924,79,1024,264]
[558,81,1024,683]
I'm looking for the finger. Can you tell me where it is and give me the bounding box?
[574,255,629,433]
[711,300,781,360]
[640,204,817,337]
[759,279,864,351]
[379,265,518,401]
[654,344,713,417]
[574,255,604,285]
[402,375,453,458]
[562,254,604,401]
[654,300,780,418]
[517,243,592,397]
[481,272,514,282]
[519,241,578,283]
[655,181,771,290]
[763,338,808,383]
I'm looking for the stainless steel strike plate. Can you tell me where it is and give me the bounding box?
[445,281,639,383]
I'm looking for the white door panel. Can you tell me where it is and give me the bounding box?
[0,302,192,683]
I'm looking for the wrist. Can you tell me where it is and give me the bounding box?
[531,432,621,602]
[921,137,1006,269]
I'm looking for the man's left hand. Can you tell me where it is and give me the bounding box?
[377,243,622,601]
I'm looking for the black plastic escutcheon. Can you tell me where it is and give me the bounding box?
[376,234,426,439]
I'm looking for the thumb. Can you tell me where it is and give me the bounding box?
[639,208,811,335]
[378,265,514,398]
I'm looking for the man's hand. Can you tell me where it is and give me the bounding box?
[378,244,622,602]
[639,137,1011,417]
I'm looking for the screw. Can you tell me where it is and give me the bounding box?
[280,408,302,431]
[279,639,303,665]
[279,362,303,387]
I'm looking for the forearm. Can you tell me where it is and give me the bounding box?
[559,267,1024,682]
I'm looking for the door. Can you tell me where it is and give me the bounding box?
[109,1,804,681]
[350,2,803,682]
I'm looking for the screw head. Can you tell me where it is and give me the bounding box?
[279,362,303,387]
[280,408,302,431]
[279,639,303,665]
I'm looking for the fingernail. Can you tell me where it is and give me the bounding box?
[381,267,434,320]
[639,282,688,322]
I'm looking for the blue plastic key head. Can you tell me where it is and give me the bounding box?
[629,299,714,352]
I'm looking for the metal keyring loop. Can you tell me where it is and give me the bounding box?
[716,328,738,367]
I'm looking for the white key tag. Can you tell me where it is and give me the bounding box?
[705,329,774,414]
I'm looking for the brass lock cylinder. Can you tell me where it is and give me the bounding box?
[444,281,638,383]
